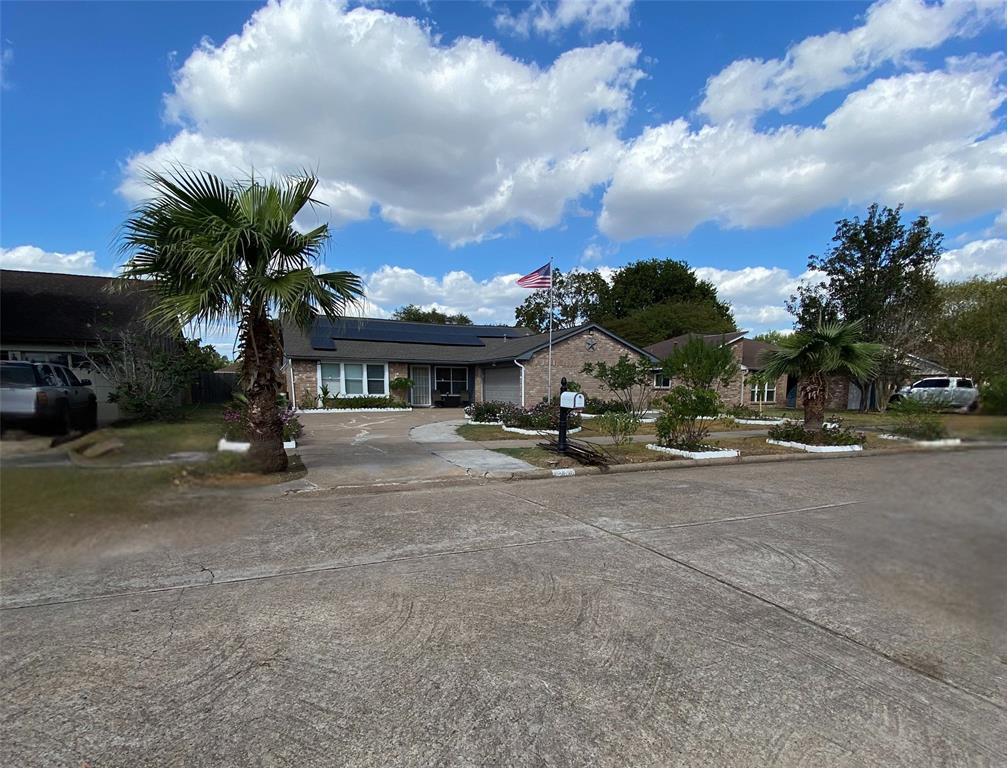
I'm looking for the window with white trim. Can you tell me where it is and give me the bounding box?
[749,380,776,403]
[319,362,388,397]
[654,372,671,389]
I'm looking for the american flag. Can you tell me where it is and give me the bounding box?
[516,262,552,289]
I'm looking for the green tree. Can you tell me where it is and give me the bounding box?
[119,168,363,472]
[598,258,732,322]
[179,339,230,373]
[581,355,654,418]
[514,269,609,332]
[393,304,473,325]
[752,330,788,345]
[788,203,942,407]
[759,320,882,432]
[928,277,1007,382]
[661,336,739,390]
[603,301,735,347]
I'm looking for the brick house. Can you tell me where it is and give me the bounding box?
[281,317,655,409]
[644,331,791,409]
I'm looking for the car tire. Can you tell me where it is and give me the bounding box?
[967,399,979,413]
[84,401,98,431]
[52,403,72,435]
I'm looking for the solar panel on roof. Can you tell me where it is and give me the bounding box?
[308,318,527,350]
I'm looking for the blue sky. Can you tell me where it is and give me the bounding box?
[2,0,1005,354]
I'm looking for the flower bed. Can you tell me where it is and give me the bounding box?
[298,406,412,413]
[502,425,582,436]
[646,444,739,459]
[878,434,962,447]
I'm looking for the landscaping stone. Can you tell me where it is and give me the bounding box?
[218,438,296,453]
[646,443,739,460]
[767,438,862,453]
[501,425,583,436]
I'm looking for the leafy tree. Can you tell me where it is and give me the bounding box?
[598,258,732,322]
[393,304,473,325]
[788,203,942,407]
[752,330,788,345]
[179,339,229,372]
[655,386,722,450]
[928,277,1007,382]
[661,336,739,390]
[581,355,654,418]
[603,301,735,347]
[119,168,363,472]
[760,320,882,432]
[514,270,609,331]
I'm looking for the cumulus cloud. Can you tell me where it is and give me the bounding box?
[600,57,1007,240]
[693,265,820,331]
[363,265,533,323]
[0,245,109,276]
[937,238,1007,280]
[699,0,1007,123]
[495,0,633,37]
[121,0,641,245]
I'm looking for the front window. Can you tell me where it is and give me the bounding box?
[435,367,468,396]
[749,381,776,403]
[654,372,671,389]
[319,362,388,397]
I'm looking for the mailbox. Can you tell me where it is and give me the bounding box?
[559,391,585,410]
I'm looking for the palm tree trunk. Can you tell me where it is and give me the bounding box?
[242,306,287,473]
[801,374,826,432]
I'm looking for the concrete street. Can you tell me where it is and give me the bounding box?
[2,449,1006,766]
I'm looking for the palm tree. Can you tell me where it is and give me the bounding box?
[759,320,881,431]
[119,168,363,472]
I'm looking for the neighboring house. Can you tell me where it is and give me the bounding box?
[0,269,150,423]
[282,317,655,408]
[645,331,790,409]
[824,352,949,411]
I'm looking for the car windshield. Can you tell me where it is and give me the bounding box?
[0,365,37,387]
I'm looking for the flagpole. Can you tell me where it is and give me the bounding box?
[547,255,554,403]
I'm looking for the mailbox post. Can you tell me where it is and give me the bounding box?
[557,376,585,453]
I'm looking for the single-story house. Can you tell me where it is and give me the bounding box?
[281,317,656,408]
[822,352,949,411]
[645,331,791,409]
[0,269,152,423]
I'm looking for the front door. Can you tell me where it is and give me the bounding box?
[409,365,431,406]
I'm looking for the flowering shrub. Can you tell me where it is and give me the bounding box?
[223,402,303,442]
[465,400,511,422]
[500,402,581,430]
[584,397,627,415]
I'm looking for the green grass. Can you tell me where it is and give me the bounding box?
[493,442,684,469]
[70,404,224,462]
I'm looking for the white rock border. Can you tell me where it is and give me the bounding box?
[466,419,504,426]
[296,407,412,414]
[646,443,739,460]
[766,438,862,453]
[580,413,657,423]
[878,434,962,447]
[218,438,297,453]
[732,417,787,425]
[501,425,583,436]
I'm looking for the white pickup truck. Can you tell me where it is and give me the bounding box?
[889,376,979,411]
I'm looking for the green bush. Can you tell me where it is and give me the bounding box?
[768,421,866,446]
[466,400,510,422]
[321,395,403,409]
[500,403,582,430]
[594,411,640,446]
[980,376,1007,415]
[888,398,948,440]
[655,386,721,450]
[584,397,626,414]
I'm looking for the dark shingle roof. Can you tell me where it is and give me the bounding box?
[1,269,152,345]
[644,331,747,360]
[283,318,656,364]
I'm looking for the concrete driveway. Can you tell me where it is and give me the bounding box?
[2,449,1005,766]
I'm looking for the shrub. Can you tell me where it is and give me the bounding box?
[768,421,866,446]
[888,398,948,440]
[723,404,758,419]
[581,355,654,418]
[321,395,402,409]
[655,386,721,450]
[981,376,1007,415]
[500,402,581,431]
[280,410,304,442]
[584,397,626,415]
[466,400,510,422]
[389,376,414,391]
[223,403,303,443]
[594,411,640,447]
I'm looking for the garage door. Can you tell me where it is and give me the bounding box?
[483,366,521,404]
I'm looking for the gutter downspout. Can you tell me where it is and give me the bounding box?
[514,359,525,408]
[287,358,296,410]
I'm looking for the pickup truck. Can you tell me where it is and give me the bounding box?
[0,360,98,434]
[889,376,979,411]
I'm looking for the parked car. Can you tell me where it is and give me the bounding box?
[0,360,98,434]
[889,376,979,411]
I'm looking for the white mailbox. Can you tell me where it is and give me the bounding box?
[560,391,586,410]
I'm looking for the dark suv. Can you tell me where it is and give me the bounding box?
[0,361,98,434]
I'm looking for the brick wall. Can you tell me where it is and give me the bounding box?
[473,367,484,402]
[652,343,789,409]
[290,359,318,408]
[388,361,410,403]
[521,330,647,404]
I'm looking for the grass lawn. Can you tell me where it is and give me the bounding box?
[458,418,739,443]
[68,404,225,463]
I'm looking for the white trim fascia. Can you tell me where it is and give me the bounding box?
[514,359,525,407]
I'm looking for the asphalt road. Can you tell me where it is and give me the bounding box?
[2,449,1006,766]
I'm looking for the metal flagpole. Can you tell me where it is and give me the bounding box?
[547,256,554,402]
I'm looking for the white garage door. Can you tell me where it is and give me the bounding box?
[483,366,522,404]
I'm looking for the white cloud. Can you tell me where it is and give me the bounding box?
[699,0,1007,123]
[363,265,534,323]
[121,0,641,246]
[0,245,110,276]
[600,57,1007,240]
[495,0,633,37]
[937,238,1007,280]
[694,265,820,332]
